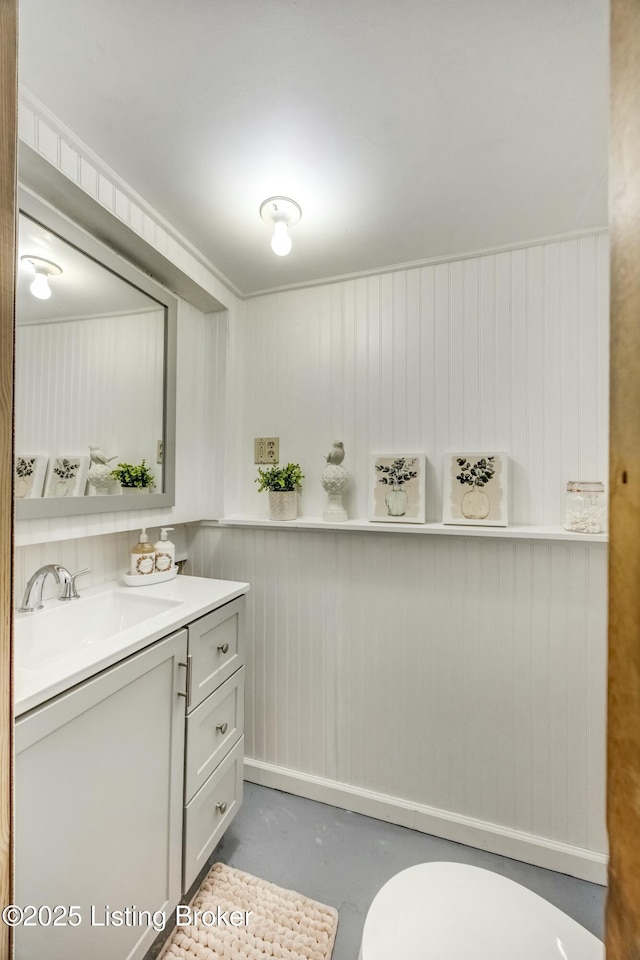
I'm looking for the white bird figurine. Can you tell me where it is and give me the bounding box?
[325,441,345,465]
[89,444,117,465]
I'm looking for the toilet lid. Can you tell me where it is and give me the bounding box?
[360,862,604,960]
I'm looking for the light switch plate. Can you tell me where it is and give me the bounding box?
[156,440,164,464]
[254,437,279,464]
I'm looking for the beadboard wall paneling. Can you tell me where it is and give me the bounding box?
[205,309,229,522]
[14,532,130,606]
[189,524,608,879]
[14,302,226,546]
[191,525,339,781]
[13,524,191,605]
[226,235,609,526]
[16,310,163,472]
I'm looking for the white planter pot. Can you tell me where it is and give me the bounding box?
[121,487,151,495]
[268,490,297,521]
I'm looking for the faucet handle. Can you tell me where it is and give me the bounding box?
[60,568,92,601]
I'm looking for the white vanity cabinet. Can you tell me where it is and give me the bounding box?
[182,595,245,891]
[15,629,187,960]
[14,585,248,960]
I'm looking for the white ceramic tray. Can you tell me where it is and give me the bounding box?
[122,566,178,587]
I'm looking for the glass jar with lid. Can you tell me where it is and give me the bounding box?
[563,481,606,534]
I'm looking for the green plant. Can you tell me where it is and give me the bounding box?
[255,462,304,493]
[111,459,155,489]
[455,456,495,487]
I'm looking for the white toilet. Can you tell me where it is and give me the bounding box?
[359,861,604,960]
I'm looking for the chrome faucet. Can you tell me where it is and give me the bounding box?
[19,564,91,613]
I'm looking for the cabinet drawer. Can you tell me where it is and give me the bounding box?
[187,597,245,711]
[185,667,244,802]
[183,736,244,892]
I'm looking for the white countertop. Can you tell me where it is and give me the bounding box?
[14,574,249,717]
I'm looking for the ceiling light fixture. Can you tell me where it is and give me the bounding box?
[20,256,63,300]
[259,197,301,257]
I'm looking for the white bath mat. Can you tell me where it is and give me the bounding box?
[161,861,339,959]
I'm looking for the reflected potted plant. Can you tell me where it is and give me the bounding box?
[111,459,155,494]
[256,462,304,520]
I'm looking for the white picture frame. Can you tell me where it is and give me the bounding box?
[369,454,426,523]
[43,455,90,499]
[14,455,48,499]
[443,452,508,526]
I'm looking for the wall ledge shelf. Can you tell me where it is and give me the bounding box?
[202,517,608,544]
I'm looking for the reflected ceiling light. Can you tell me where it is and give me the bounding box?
[259,197,301,257]
[20,256,63,300]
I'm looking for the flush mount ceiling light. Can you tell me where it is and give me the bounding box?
[20,255,63,300]
[259,197,302,257]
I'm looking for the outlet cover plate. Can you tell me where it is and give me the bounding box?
[254,437,279,464]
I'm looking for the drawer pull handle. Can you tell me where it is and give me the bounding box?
[217,642,229,654]
[216,722,228,734]
[216,801,228,815]
[177,655,192,708]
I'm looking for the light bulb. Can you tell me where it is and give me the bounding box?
[271,220,292,257]
[30,271,52,300]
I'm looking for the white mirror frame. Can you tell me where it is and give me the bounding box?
[15,190,177,519]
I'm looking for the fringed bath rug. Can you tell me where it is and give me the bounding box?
[161,862,339,960]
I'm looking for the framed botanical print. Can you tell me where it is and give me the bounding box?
[443,452,508,526]
[14,455,48,499]
[369,454,426,523]
[43,455,90,498]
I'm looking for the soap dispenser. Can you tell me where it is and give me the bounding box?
[130,527,156,576]
[154,527,175,573]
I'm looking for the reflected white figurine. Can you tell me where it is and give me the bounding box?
[321,441,349,522]
[87,443,117,494]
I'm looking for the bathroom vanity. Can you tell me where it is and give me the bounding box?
[13,575,248,960]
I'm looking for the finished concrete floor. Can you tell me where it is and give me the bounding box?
[211,782,605,959]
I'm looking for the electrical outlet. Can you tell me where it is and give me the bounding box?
[157,440,164,464]
[254,437,279,464]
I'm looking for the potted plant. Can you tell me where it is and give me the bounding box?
[375,457,418,517]
[111,459,155,494]
[256,462,304,520]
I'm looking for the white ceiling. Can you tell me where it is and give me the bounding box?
[18,0,608,297]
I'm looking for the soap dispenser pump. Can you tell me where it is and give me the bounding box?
[130,527,156,576]
[154,527,175,573]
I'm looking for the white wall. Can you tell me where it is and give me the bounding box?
[225,234,608,524]
[14,299,226,547]
[191,524,607,881]
[189,231,610,882]
[16,309,164,481]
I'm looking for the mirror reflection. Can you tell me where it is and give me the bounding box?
[15,211,168,514]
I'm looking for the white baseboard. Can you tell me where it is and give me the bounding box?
[244,758,608,886]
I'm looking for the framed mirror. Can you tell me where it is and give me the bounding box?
[14,190,176,519]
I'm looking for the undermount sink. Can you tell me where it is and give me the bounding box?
[14,574,250,718]
[16,589,183,669]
